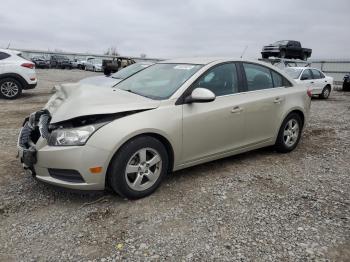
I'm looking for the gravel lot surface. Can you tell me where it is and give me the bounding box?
[0,69,349,261]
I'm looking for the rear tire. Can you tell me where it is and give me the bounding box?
[107,136,169,199]
[275,113,302,153]
[0,78,22,99]
[320,85,331,99]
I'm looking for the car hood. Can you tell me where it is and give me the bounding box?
[45,83,161,124]
[79,75,122,87]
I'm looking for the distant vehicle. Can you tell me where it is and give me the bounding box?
[71,58,85,69]
[31,56,50,69]
[50,55,72,69]
[85,58,103,72]
[284,67,333,99]
[77,57,94,70]
[102,57,136,74]
[343,74,350,91]
[79,62,154,87]
[261,40,312,60]
[0,49,37,99]
[17,58,311,199]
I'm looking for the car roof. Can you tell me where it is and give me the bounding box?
[0,48,21,55]
[159,57,290,67]
[159,57,226,65]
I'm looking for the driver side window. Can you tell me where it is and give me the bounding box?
[194,63,239,96]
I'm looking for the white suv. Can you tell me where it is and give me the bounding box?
[0,49,37,99]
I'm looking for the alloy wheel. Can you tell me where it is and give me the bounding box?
[283,119,299,147]
[323,88,330,98]
[1,81,19,98]
[125,148,162,191]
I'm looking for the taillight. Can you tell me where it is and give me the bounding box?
[307,88,312,98]
[21,63,35,69]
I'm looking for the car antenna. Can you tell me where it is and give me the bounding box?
[6,42,11,49]
[240,45,248,58]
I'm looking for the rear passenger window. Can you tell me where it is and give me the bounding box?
[301,69,312,80]
[0,52,10,60]
[271,71,283,87]
[195,63,239,96]
[311,69,322,79]
[243,63,273,91]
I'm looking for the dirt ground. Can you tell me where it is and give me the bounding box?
[0,69,349,261]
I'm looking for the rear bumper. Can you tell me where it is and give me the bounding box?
[23,83,37,90]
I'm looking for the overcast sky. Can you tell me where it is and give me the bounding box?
[1,0,349,59]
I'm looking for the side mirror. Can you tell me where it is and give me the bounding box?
[300,76,309,80]
[185,88,216,103]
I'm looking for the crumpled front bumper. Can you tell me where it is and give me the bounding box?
[17,110,108,190]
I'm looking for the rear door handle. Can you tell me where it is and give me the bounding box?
[231,106,243,113]
[274,97,284,104]
[310,81,314,84]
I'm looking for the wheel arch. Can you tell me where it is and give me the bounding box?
[274,108,305,143]
[0,73,26,87]
[105,132,175,186]
[282,108,305,128]
[324,84,331,89]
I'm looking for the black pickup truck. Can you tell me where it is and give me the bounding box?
[261,40,312,60]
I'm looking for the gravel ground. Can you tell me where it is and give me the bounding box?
[0,69,349,261]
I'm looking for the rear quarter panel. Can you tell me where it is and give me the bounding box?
[275,85,310,140]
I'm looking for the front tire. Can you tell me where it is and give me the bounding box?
[275,113,302,153]
[107,136,169,199]
[0,78,22,99]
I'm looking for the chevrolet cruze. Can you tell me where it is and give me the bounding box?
[18,58,311,199]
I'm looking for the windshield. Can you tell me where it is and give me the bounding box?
[284,68,303,79]
[273,40,289,45]
[116,63,203,100]
[111,63,152,79]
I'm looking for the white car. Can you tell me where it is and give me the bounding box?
[284,67,333,99]
[0,49,37,99]
[85,58,103,72]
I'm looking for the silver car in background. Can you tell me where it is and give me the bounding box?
[84,58,103,72]
[17,58,311,199]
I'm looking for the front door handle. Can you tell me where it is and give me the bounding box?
[231,106,243,113]
[310,81,314,84]
[274,97,284,104]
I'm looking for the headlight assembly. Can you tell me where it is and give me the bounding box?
[48,123,106,146]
